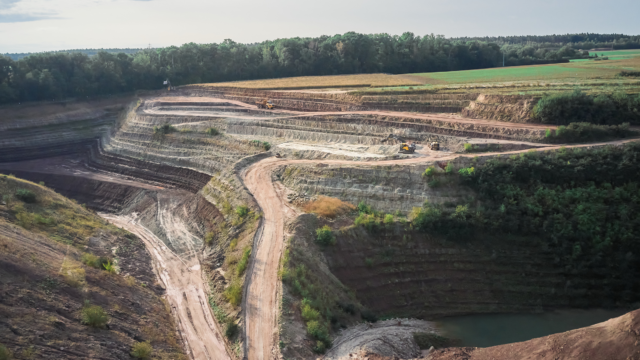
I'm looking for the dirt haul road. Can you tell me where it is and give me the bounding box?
[101,211,231,360]
[144,96,556,131]
[241,138,640,360]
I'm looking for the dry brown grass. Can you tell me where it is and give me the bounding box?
[196,73,422,90]
[303,196,355,218]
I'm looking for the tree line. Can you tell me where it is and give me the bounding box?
[0,31,620,104]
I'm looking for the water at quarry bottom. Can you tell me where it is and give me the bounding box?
[435,308,632,347]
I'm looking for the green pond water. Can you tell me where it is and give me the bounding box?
[435,309,632,348]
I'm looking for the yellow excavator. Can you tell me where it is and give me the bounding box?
[383,134,417,154]
[256,99,275,109]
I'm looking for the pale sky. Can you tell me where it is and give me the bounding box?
[1,0,639,53]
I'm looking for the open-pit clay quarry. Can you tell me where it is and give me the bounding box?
[1,86,639,360]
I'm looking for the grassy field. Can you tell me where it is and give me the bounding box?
[195,73,422,90]
[410,57,640,84]
[570,49,640,62]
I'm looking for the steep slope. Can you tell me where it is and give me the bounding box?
[0,175,186,359]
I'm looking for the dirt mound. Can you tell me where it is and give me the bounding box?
[428,308,640,360]
[325,319,438,360]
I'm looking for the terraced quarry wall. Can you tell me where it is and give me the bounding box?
[462,94,538,123]
[324,226,601,319]
[277,162,472,214]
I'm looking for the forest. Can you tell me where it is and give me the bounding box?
[0,31,601,104]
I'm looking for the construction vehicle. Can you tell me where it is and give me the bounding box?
[428,142,440,151]
[399,142,417,154]
[256,99,275,109]
[163,79,172,91]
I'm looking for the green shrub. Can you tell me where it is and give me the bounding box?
[357,201,373,214]
[225,321,239,339]
[532,90,640,125]
[131,342,153,359]
[360,309,378,322]
[543,122,636,143]
[445,162,454,174]
[236,247,251,276]
[315,225,335,246]
[205,127,220,136]
[0,344,12,360]
[463,143,473,152]
[15,189,36,203]
[354,213,380,231]
[81,254,111,270]
[313,340,327,354]
[263,142,271,151]
[383,214,394,225]
[428,179,441,188]
[103,260,116,274]
[618,70,640,78]
[153,123,176,135]
[306,320,329,342]
[204,232,215,245]
[301,301,321,322]
[224,281,243,306]
[365,258,374,267]
[422,166,435,177]
[413,332,451,349]
[81,304,109,328]
[236,205,249,218]
[458,167,475,178]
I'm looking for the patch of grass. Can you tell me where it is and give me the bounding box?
[124,275,136,287]
[383,214,394,225]
[303,196,355,218]
[445,162,454,174]
[61,259,86,287]
[236,247,251,276]
[131,341,153,359]
[364,258,374,267]
[225,321,239,339]
[81,303,109,328]
[413,332,451,349]
[422,166,436,177]
[81,253,111,269]
[249,140,271,151]
[205,127,220,136]
[153,124,176,135]
[224,281,243,306]
[102,259,116,274]
[229,238,238,250]
[0,344,12,360]
[315,225,335,246]
[15,189,36,203]
[235,205,249,218]
[204,232,214,245]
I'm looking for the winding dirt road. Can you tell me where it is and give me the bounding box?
[240,138,640,360]
[101,211,231,360]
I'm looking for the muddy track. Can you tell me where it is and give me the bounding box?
[240,138,640,360]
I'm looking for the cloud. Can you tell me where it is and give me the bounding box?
[0,12,57,22]
[0,0,58,22]
[0,0,20,10]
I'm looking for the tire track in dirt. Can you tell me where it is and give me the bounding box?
[241,138,640,360]
[101,211,231,360]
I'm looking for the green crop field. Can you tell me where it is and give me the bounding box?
[409,56,640,85]
[570,49,640,62]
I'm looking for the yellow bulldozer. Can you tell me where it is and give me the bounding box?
[256,99,275,109]
[399,142,417,154]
